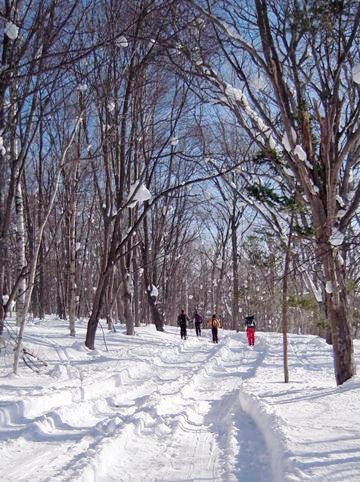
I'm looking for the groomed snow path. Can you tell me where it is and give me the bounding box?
[3,320,360,481]
[0,321,271,482]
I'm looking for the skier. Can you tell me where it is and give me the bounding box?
[193,309,203,337]
[208,314,221,343]
[245,315,256,346]
[177,309,189,340]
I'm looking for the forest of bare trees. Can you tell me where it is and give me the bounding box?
[0,0,359,385]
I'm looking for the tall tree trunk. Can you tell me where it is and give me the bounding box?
[320,241,356,385]
[121,259,135,336]
[281,215,294,384]
[215,245,226,316]
[68,192,77,336]
[85,266,111,349]
[105,269,115,330]
[132,254,140,327]
[38,244,45,319]
[142,209,164,331]
[231,218,239,331]
[15,181,27,327]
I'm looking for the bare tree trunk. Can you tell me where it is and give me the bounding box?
[142,208,164,331]
[320,242,356,385]
[105,270,115,330]
[15,181,27,327]
[215,243,227,316]
[121,259,135,336]
[231,217,239,331]
[281,217,294,384]
[85,266,111,349]
[132,254,140,327]
[38,244,45,319]
[67,173,79,336]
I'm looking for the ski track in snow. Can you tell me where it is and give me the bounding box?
[0,324,273,482]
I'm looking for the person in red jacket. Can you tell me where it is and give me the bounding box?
[245,315,256,346]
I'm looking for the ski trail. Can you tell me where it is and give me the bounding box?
[0,329,273,482]
[85,333,272,482]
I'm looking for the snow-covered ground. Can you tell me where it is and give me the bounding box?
[1,318,360,482]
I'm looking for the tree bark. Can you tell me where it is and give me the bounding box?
[231,216,239,331]
[121,256,135,336]
[85,267,111,349]
[319,241,356,385]
[15,181,27,327]
[281,215,294,384]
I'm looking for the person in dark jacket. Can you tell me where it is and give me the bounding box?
[193,309,203,337]
[245,315,256,346]
[177,309,189,340]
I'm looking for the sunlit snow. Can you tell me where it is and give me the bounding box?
[1,317,360,482]
[293,144,307,162]
[282,128,297,153]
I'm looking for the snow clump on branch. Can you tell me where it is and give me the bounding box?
[127,181,152,208]
[294,144,307,162]
[115,36,128,48]
[0,137,6,155]
[4,22,19,40]
[329,228,344,247]
[282,128,297,153]
[149,285,158,298]
[352,64,360,85]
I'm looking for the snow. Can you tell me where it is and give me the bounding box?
[115,36,128,48]
[225,83,244,103]
[304,272,323,303]
[0,136,6,155]
[337,253,345,266]
[221,20,244,42]
[325,280,333,294]
[126,181,152,208]
[4,21,19,40]
[329,228,345,247]
[107,101,115,112]
[293,144,307,162]
[352,63,360,85]
[77,84,88,92]
[169,136,178,146]
[149,285,158,298]
[283,166,294,177]
[282,128,297,153]
[349,167,354,185]
[337,209,346,220]
[1,317,360,481]
[336,194,345,208]
[269,135,276,149]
